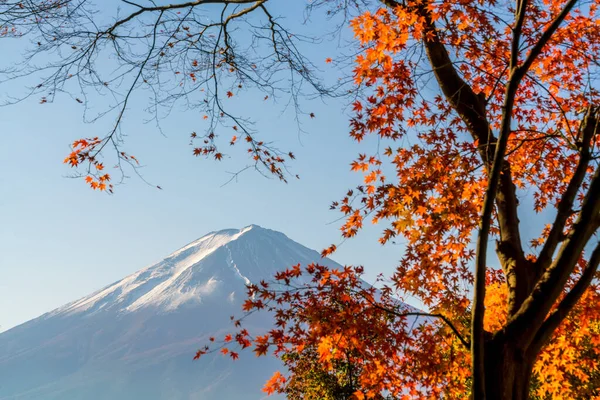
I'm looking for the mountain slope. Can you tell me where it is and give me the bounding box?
[0,225,342,400]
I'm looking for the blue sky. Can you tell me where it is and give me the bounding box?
[0,2,412,332]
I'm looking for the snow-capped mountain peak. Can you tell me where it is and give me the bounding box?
[52,225,333,317]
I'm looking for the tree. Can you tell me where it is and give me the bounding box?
[3,0,600,399]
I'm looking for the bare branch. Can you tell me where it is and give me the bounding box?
[2,0,340,183]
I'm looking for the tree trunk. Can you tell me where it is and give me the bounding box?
[481,338,534,400]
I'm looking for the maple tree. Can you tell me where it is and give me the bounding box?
[192,0,600,398]
[4,0,600,399]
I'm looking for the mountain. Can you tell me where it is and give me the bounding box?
[0,225,344,400]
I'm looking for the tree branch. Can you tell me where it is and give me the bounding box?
[536,107,599,272]
[516,0,579,79]
[507,166,600,348]
[106,0,262,35]
[367,301,471,350]
[529,240,600,355]
[510,0,529,70]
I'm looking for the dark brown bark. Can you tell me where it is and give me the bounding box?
[481,336,535,400]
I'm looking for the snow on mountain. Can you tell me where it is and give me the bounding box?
[0,225,344,400]
[55,226,253,316]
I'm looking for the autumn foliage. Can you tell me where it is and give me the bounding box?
[8,0,600,398]
[196,263,599,399]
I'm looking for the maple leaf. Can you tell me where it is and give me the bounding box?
[193,349,206,360]
[262,371,285,395]
[242,299,254,312]
[352,391,365,400]
[254,344,269,357]
[321,244,337,257]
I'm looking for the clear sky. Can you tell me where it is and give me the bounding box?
[0,2,411,332]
